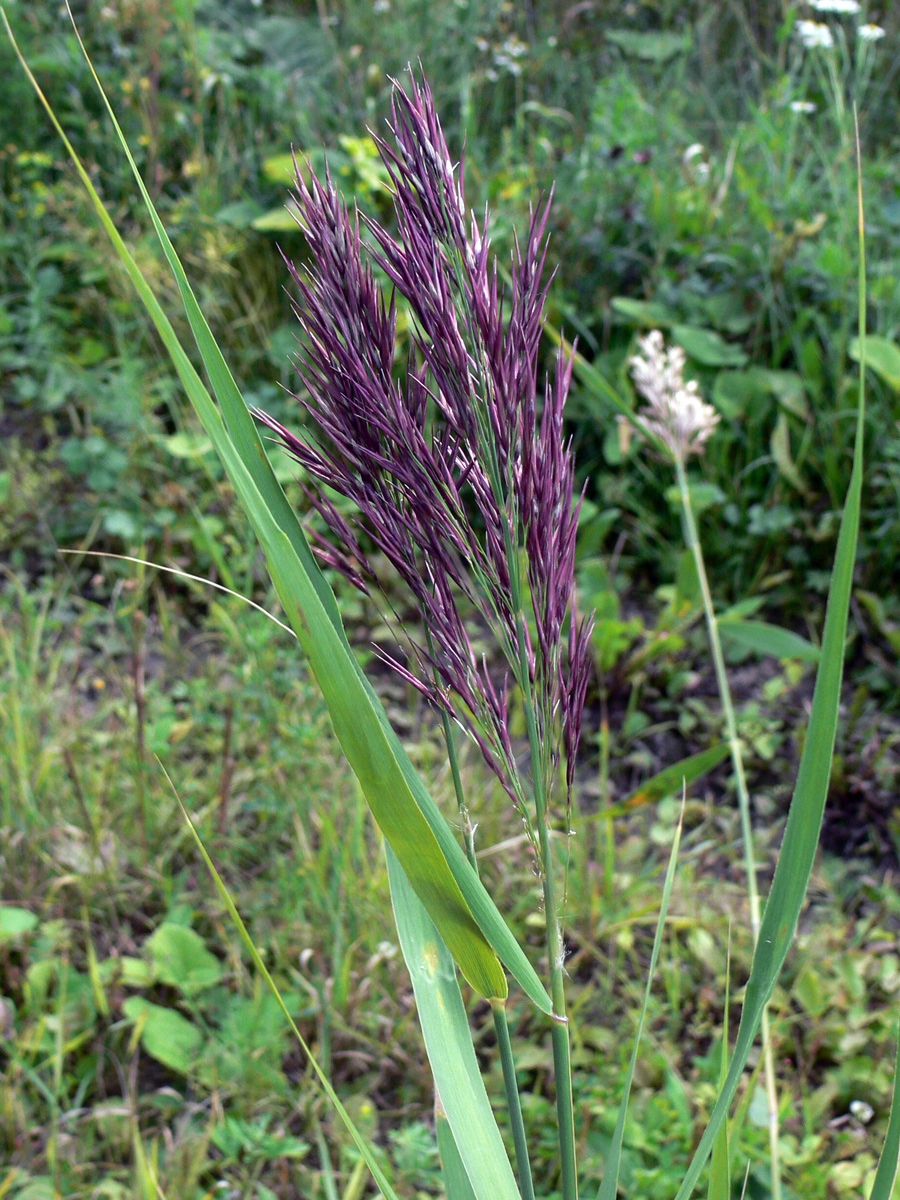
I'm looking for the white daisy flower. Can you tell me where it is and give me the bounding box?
[809,0,861,14]
[796,19,836,48]
[858,23,886,41]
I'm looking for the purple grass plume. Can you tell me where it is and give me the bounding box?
[257,70,593,836]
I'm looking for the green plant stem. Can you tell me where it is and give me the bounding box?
[492,1000,536,1200]
[675,456,781,1200]
[441,705,478,868]
[435,642,534,1198]
[516,612,578,1200]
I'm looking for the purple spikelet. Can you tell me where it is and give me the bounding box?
[257,70,593,817]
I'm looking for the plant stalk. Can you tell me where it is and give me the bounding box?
[516,612,578,1200]
[675,457,781,1200]
[437,657,534,1199]
[492,1000,537,1200]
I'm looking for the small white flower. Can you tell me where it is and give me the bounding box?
[501,36,528,58]
[858,23,886,41]
[796,19,836,48]
[373,0,391,11]
[790,99,818,113]
[850,1099,875,1123]
[809,0,860,13]
[629,331,720,462]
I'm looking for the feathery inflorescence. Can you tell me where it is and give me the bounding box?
[257,71,592,825]
[629,329,720,463]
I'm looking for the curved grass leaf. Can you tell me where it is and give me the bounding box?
[718,620,819,663]
[671,120,869,1200]
[869,1033,900,1200]
[600,744,729,820]
[849,334,900,391]
[387,846,520,1200]
[4,7,552,1016]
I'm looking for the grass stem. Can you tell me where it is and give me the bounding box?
[492,1000,536,1200]
[516,611,578,1200]
[674,456,781,1200]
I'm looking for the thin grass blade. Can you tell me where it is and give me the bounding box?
[4,8,552,1015]
[671,113,869,1200]
[161,764,404,1200]
[387,844,520,1200]
[597,799,684,1200]
[707,928,731,1200]
[869,1033,900,1200]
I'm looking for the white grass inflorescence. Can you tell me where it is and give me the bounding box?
[629,330,720,463]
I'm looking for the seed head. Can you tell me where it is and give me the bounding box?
[257,70,592,818]
[629,330,720,463]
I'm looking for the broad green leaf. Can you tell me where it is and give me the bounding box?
[144,923,223,995]
[252,204,303,232]
[664,481,726,515]
[387,845,520,1200]
[849,334,900,391]
[713,369,769,419]
[9,1179,56,1200]
[869,1034,900,1200]
[9,10,551,1016]
[122,997,202,1074]
[770,410,808,494]
[597,804,684,1200]
[611,297,677,327]
[601,744,730,819]
[714,367,807,422]
[116,956,155,988]
[0,906,38,940]
[261,152,298,182]
[605,28,692,62]
[436,1107,479,1200]
[765,369,808,419]
[672,325,749,367]
[672,125,868,1200]
[718,619,819,663]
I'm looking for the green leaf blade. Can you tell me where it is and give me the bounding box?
[387,846,521,1200]
[717,619,819,663]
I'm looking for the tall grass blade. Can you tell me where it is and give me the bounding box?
[436,1106,479,1200]
[161,766,404,1200]
[869,1034,900,1200]
[707,929,731,1200]
[671,109,869,1200]
[597,799,684,1200]
[4,7,552,1015]
[387,845,520,1200]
